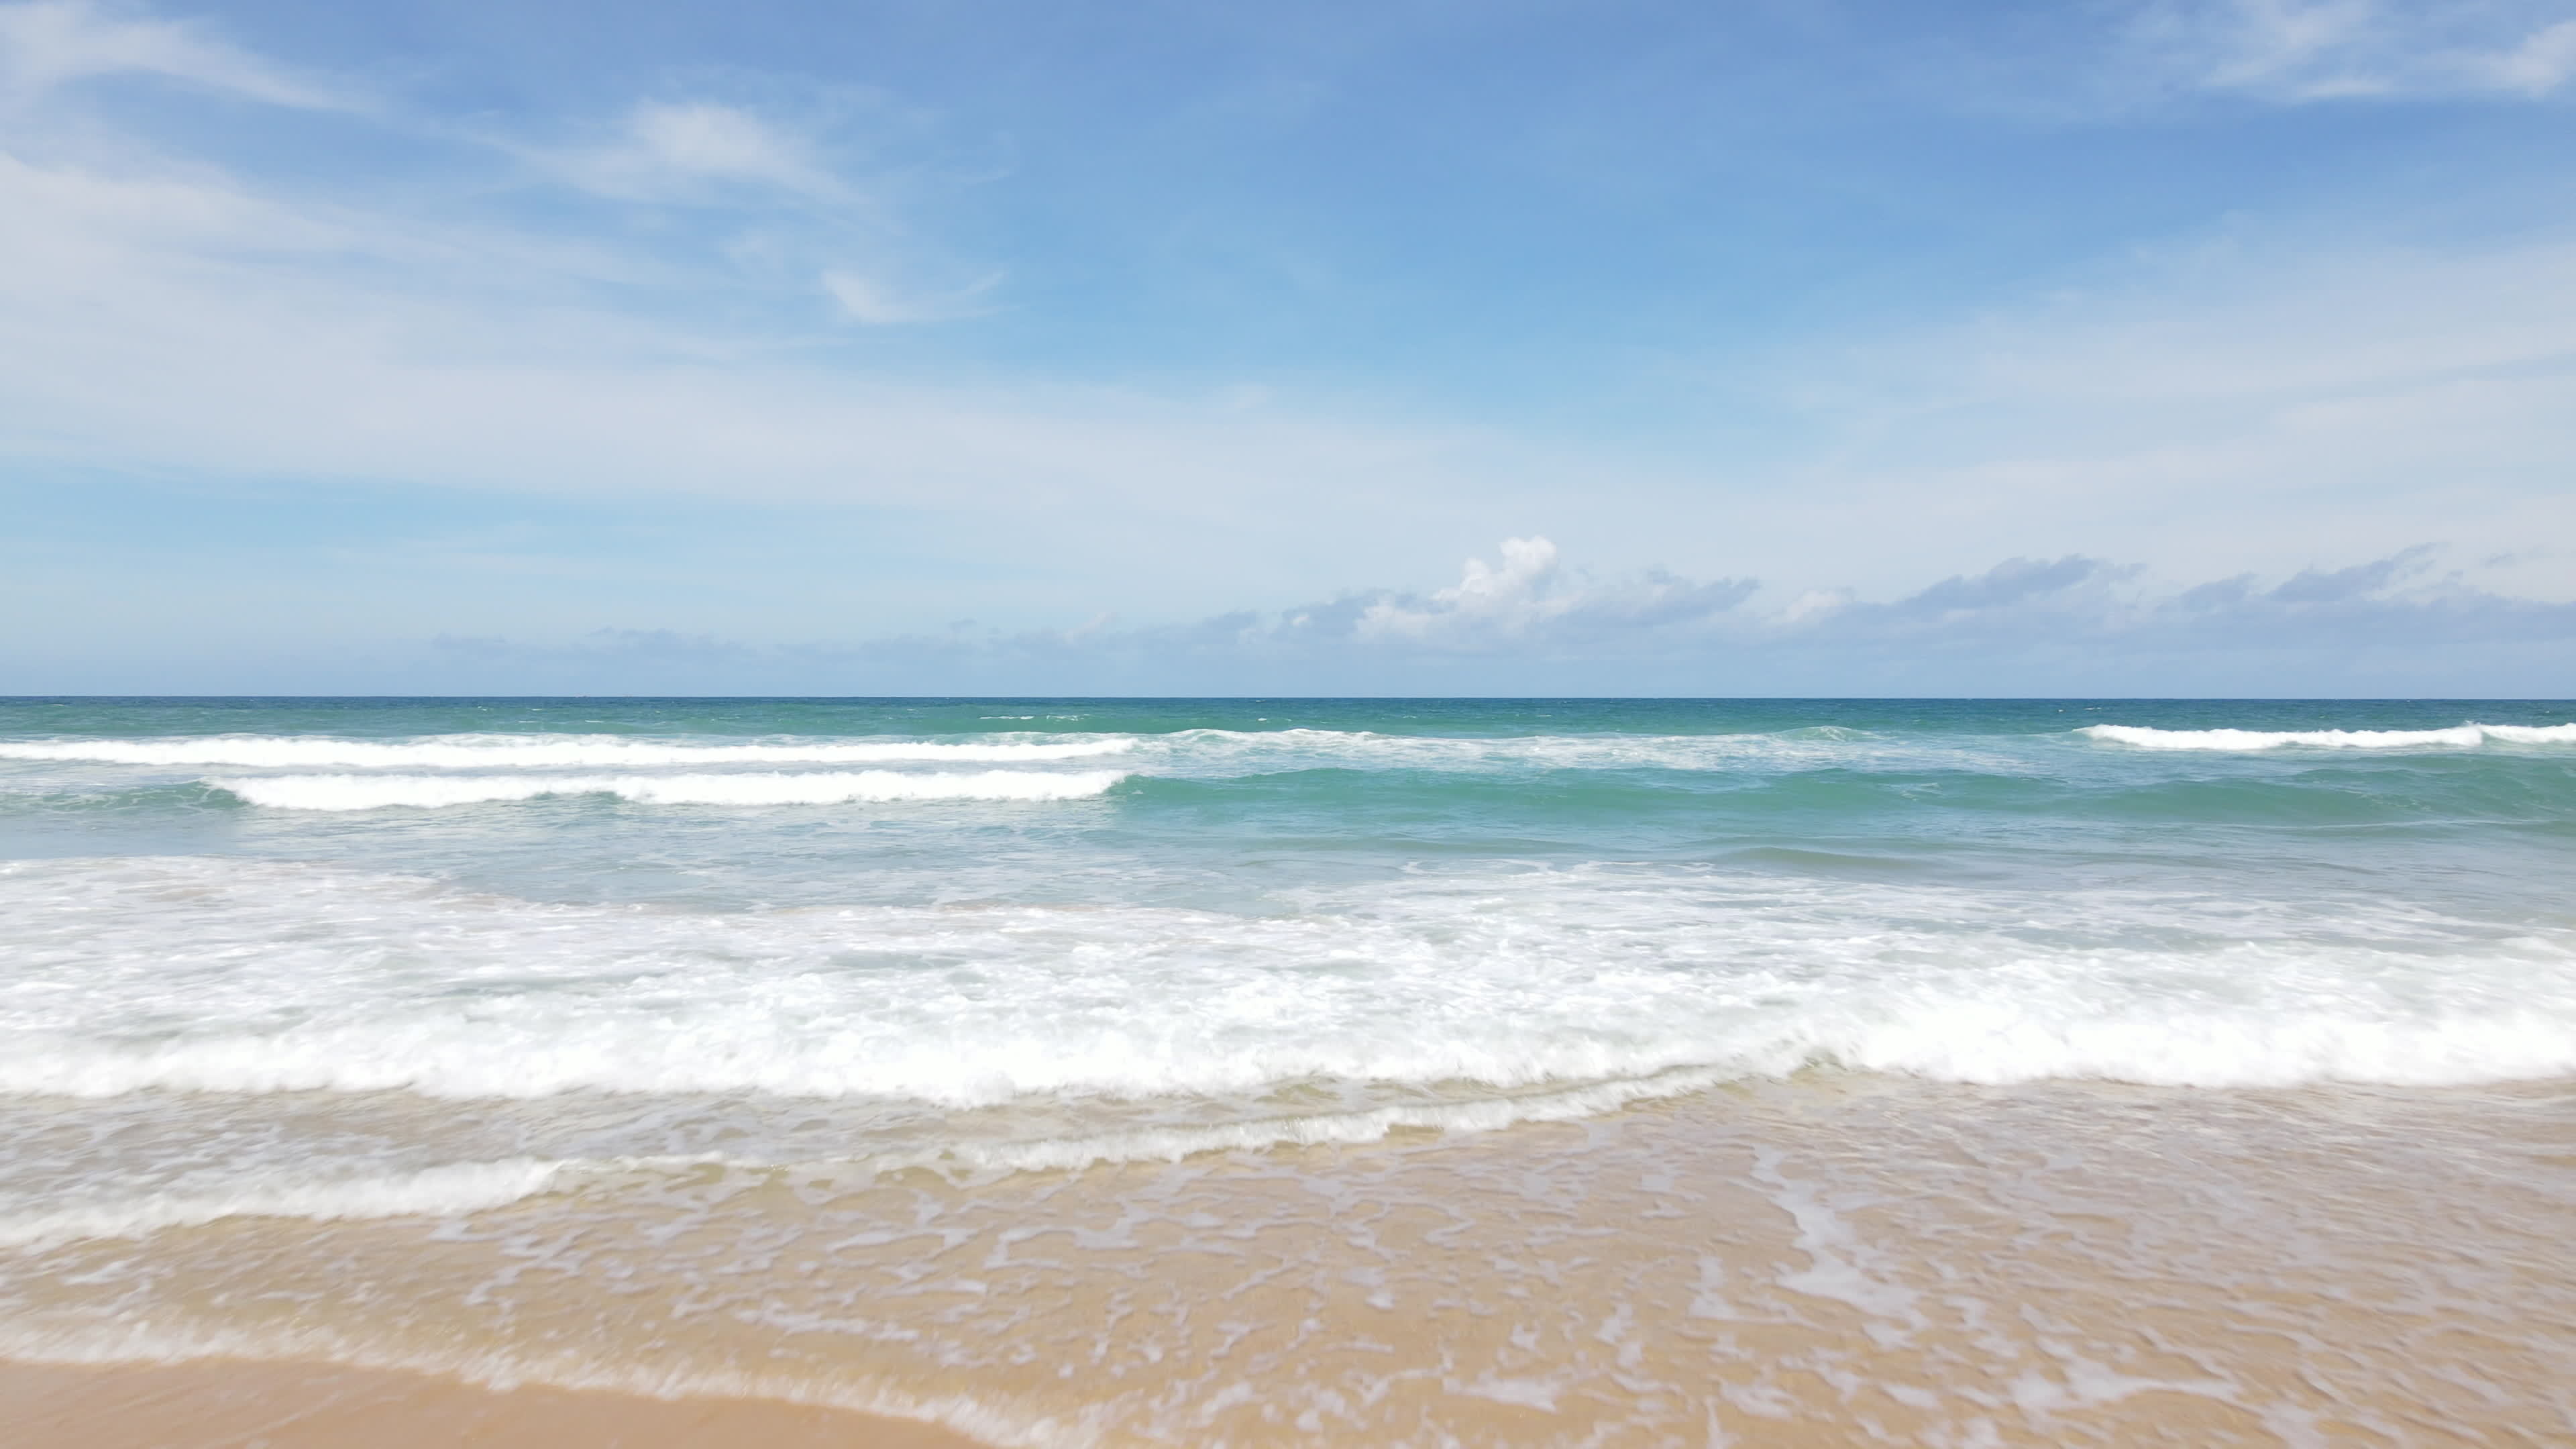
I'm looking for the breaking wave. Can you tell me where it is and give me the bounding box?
[2082,722,2576,751]
[211,770,1130,810]
[0,735,1135,769]
[7,857,2573,1106]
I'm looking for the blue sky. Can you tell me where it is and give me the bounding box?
[2,0,2572,694]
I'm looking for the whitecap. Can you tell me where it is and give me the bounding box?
[0,734,1136,769]
[2080,722,2576,751]
[209,769,1130,810]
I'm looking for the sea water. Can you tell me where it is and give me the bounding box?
[4,697,2574,1443]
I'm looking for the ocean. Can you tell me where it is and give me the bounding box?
[4,696,2573,1445]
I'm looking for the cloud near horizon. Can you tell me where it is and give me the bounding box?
[406,539,2576,698]
[3,3,2573,697]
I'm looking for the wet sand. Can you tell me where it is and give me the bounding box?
[7,1077,2575,1445]
[0,1357,981,1448]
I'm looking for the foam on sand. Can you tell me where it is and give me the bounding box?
[0,1159,570,1249]
[0,1081,1743,1246]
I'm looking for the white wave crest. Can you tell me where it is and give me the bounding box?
[0,1159,568,1250]
[7,857,2575,1110]
[1135,727,1900,773]
[0,734,1135,768]
[14,999,2571,1103]
[211,769,1130,810]
[2082,722,2576,751]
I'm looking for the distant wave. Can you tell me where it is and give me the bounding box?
[0,734,1136,769]
[0,727,1915,780]
[211,770,1130,810]
[1134,727,1902,773]
[2081,722,2576,751]
[0,724,1982,779]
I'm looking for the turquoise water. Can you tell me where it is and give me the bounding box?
[3,695,2575,1223]
[9,696,2575,888]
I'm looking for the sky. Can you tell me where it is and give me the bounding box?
[1,0,2572,696]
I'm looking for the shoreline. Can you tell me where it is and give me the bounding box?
[9,1078,2573,1444]
[0,1356,991,1449]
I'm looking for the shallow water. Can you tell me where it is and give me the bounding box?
[3,697,2573,1443]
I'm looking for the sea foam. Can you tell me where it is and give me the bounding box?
[6,856,2572,1107]
[0,1158,570,1248]
[0,1082,1739,1246]
[0,734,1136,768]
[2082,722,2576,751]
[1131,727,1923,774]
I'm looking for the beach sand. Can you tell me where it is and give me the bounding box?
[0,1357,981,1448]
[8,1077,2573,1445]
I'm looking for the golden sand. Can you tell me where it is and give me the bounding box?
[7,1077,2574,1445]
[0,1357,979,1448]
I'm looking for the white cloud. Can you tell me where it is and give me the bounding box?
[0,133,1540,624]
[1336,537,1750,649]
[547,100,851,203]
[0,23,1208,508]
[1360,536,1564,639]
[2485,17,2576,93]
[821,267,998,325]
[540,104,1005,328]
[6,48,2567,638]
[3,0,2572,675]
[17,531,2568,694]
[387,540,2570,697]
[0,149,1437,491]
[1745,222,2576,606]
[0,0,345,109]
[2127,0,2576,101]
[1326,541,2556,663]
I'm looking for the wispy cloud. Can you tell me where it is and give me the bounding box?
[3,1,2572,698]
[2123,0,2576,102]
[2487,15,2576,92]
[820,266,1000,325]
[0,20,1464,542]
[541,100,852,204]
[1750,218,2576,608]
[0,0,348,109]
[0,145,1491,511]
[523,97,1005,322]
